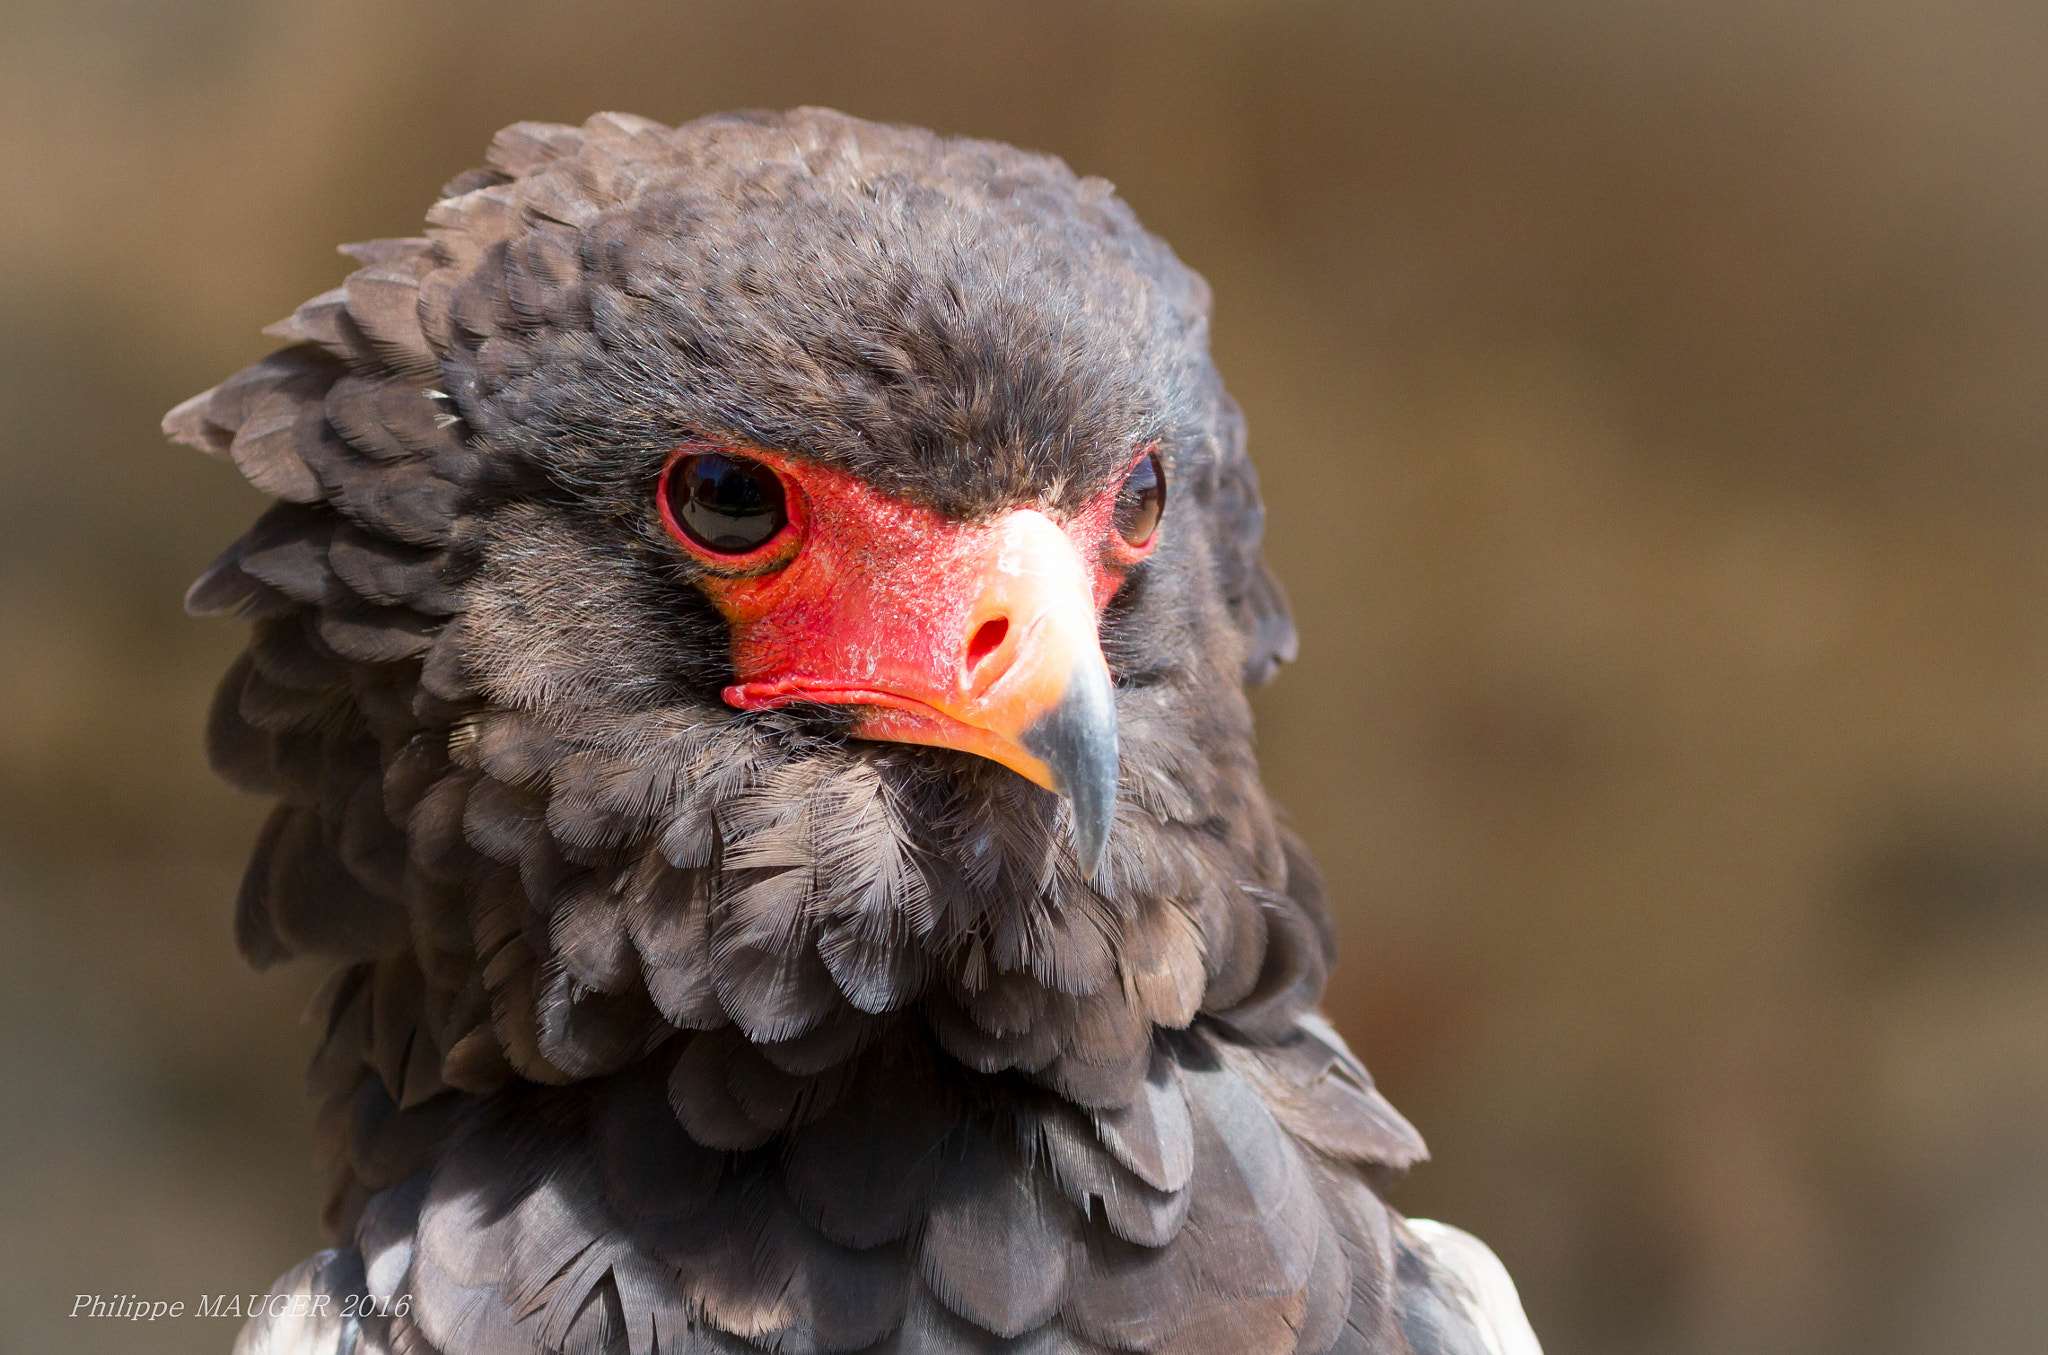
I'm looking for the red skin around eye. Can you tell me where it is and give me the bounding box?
[654,442,1160,794]
[657,444,1160,695]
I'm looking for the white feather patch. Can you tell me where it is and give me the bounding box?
[1407,1218,1544,1355]
[230,1250,360,1355]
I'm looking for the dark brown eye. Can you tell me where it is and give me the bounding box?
[1114,450,1165,546]
[662,452,788,554]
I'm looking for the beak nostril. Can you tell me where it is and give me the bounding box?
[966,617,1009,674]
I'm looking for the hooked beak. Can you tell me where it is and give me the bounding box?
[723,508,1121,876]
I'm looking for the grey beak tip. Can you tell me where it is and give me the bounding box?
[1074,816,1110,880]
[1021,658,1120,881]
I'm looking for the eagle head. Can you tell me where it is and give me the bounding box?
[158,109,1540,1355]
[172,95,1358,1223]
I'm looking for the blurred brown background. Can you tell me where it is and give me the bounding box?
[6,1,2048,1351]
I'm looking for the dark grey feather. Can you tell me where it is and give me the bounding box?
[919,1130,1074,1339]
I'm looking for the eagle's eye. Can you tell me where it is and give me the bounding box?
[1114,449,1166,547]
[661,451,790,555]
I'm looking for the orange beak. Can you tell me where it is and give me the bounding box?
[717,492,1122,875]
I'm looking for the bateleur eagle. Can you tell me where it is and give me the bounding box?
[166,108,1542,1355]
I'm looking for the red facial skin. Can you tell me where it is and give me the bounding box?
[658,444,1160,789]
